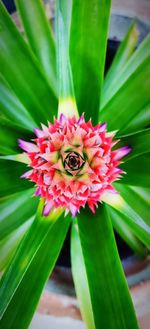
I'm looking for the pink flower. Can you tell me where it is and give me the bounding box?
[18,114,131,217]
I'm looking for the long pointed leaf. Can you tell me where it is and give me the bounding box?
[0,202,69,321]
[15,0,57,93]
[71,220,95,329]
[100,57,150,134]
[107,206,147,257]
[0,159,33,196]
[101,33,149,108]
[0,75,36,130]
[102,191,150,248]
[125,103,150,133]
[0,2,57,126]
[120,153,150,188]
[0,213,70,329]
[55,0,78,117]
[0,189,38,240]
[102,23,139,104]
[70,0,111,124]
[0,217,34,271]
[77,205,139,329]
[58,0,72,41]
[0,117,33,155]
[0,153,30,164]
[118,128,150,161]
[0,210,71,328]
[115,183,150,225]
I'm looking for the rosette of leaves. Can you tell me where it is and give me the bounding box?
[0,1,150,329]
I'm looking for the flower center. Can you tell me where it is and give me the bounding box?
[64,152,85,172]
[19,113,131,217]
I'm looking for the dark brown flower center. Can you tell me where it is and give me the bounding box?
[64,152,85,171]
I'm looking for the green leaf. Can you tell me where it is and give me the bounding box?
[0,202,70,328]
[107,206,147,257]
[71,219,95,329]
[125,103,150,133]
[131,186,150,203]
[101,32,149,109]
[114,183,150,226]
[0,154,30,164]
[0,189,38,240]
[120,153,150,188]
[102,191,150,248]
[77,205,139,329]
[70,0,111,124]
[118,128,150,161]
[15,0,57,93]
[100,56,150,134]
[0,75,36,130]
[0,2,57,126]
[58,0,72,42]
[55,0,73,98]
[0,217,34,272]
[0,159,33,197]
[0,117,33,155]
[102,23,139,106]
[55,0,78,117]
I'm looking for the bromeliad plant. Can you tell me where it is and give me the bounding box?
[0,0,150,328]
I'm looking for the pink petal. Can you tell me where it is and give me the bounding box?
[18,113,130,217]
[18,139,39,153]
[35,187,41,196]
[114,146,131,160]
[39,152,58,163]
[77,113,85,125]
[98,122,107,131]
[59,113,67,125]
[43,201,53,216]
[70,203,78,217]
[21,170,33,178]
[34,128,45,138]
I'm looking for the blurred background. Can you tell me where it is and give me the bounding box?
[2,0,149,265]
[1,1,150,328]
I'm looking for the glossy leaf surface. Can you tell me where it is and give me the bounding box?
[15,0,57,93]
[108,206,147,257]
[102,191,150,248]
[58,0,72,41]
[0,202,70,328]
[102,23,139,107]
[0,189,37,240]
[125,103,150,133]
[55,0,74,99]
[0,118,33,155]
[0,2,57,126]
[100,57,150,134]
[0,218,33,271]
[0,75,36,130]
[118,128,150,161]
[55,0,78,118]
[0,159,33,196]
[120,154,150,188]
[70,0,111,123]
[71,220,95,329]
[115,183,150,225]
[101,32,149,108]
[0,2,149,329]
[77,205,139,329]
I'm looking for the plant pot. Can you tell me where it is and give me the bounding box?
[30,257,150,329]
